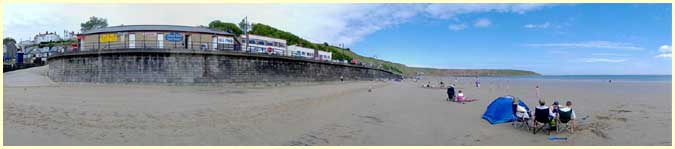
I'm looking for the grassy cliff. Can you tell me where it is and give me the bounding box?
[225,22,539,77]
[411,67,541,77]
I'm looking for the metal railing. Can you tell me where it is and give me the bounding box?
[77,40,237,51]
[57,40,387,70]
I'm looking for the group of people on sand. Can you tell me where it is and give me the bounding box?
[513,97,577,132]
[446,84,477,104]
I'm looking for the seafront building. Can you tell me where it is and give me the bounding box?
[76,25,239,51]
[317,50,332,61]
[240,34,287,55]
[287,45,316,59]
[286,45,332,61]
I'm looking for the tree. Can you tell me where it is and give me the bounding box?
[3,37,16,44]
[208,20,243,36]
[80,16,108,32]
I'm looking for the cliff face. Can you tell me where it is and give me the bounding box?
[411,67,541,77]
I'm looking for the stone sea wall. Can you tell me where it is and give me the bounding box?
[47,49,401,85]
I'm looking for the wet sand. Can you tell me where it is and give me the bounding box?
[3,66,672,145]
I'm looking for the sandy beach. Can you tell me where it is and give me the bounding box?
[3,66,672,145]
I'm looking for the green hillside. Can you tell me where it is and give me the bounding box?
[411,67,541,77]
[246,23,410,74]
[208,21,540,77]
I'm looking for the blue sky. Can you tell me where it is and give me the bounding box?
[3,3,672,75]
[348,4,672,75]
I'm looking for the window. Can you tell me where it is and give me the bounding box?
[249,39,256,44]
[266,41,273,46]
[212,37,217,50]
[129,34,136,48]
[257,40,264,45]
[157,33,164,48]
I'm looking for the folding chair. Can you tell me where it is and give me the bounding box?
[532,107,551,135]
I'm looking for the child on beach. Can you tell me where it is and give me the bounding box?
[455,90,478,103]
[457,90,465,103]
[549,101,560,129]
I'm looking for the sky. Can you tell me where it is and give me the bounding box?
[3,3,672,75]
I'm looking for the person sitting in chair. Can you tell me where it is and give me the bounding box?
[512,98,530,119]
[532,100,551,134]
[549,101,561,130]
[558,101,576,132]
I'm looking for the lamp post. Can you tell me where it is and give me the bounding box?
[239,16,251,53]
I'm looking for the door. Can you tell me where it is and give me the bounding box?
[157,33,164,48]
[184,34,190,49]
[129,34,136,48]
[212,36,217,50]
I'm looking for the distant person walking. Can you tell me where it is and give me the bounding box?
[340,76,344,82]
[475,77,481,88]
[536,85,540,99]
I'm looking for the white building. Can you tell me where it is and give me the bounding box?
[287,45,315,59]
[34,32,61,43]
[317,50,332,61]
[241,34,287,55]
[62,30,76,40]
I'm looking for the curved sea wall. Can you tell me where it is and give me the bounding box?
[47,49,401,85]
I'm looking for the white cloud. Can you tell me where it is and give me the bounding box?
[591,53,625,56]
[524,41,644,50]
[3,3,551,46]
[448,23,467,31]
[423,4,550,19]
[581,58,627,63]
[523,22,550,29]
[656,45,671,58]
[474,18,492,27]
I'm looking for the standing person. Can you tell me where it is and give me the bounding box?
[340,76,344,82]
[535,85,541,99]
[447,85,455,102]
[475,77,481,88]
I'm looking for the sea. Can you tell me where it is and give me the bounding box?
[483,75,672,83]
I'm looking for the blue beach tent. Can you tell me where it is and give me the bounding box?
[482,96,530,124]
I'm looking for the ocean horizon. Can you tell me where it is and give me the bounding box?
[481,75,672,83]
